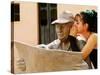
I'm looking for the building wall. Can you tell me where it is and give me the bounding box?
[13,2,39,45]
[11,2,39,73]
[57,4,97,17]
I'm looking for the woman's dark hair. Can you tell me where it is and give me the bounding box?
[75,10,97,33]
[80,10,97,33]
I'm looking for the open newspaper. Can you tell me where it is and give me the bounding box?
[12,41,88,74]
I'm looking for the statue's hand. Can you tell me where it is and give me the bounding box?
[16,58,26,71]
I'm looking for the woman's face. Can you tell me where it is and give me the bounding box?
[74,16,86,33]
[55,23,72,40]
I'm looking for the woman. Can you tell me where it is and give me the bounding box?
[70,10,97,69]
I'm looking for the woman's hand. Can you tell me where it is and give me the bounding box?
[70,24,78,37]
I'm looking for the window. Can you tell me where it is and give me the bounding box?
[11,2,20,22]
[38,3,57,44]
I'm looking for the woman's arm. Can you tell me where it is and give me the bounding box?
[82,34,97,60]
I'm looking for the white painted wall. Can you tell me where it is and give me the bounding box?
[57,4,97,17]
[12,2,39,45]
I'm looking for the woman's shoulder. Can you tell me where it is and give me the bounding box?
[87,32,97,46]
[91,32,97,36]
[90,32,97,39]
[89,33,97,50]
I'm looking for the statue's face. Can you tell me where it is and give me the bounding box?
[55,22,72,40]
